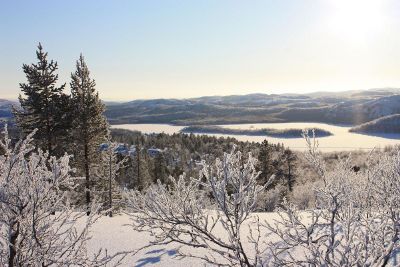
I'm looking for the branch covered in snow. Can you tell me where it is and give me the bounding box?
[0,126,124,266]
[125,146,272,267]
[265,130,400,266]
[94,138,128,217]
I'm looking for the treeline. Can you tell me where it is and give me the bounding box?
[112,128,298,211]
[181,125,333,138]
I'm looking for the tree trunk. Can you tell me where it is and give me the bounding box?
[9,221,20,267]
[137,149,141,189]
[44,95,53,156]
[108,153,113,217]
[46,116,52,156]
[287,160,292,192]
[84,142,91,216]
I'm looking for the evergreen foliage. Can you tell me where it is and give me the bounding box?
[152,152,169,184]
[13,43,71,156]
[70,54,109,214]
[131,143,152,190]
[281,148,296,191]
[257,140,274,185]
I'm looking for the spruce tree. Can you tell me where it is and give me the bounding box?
[13,43,70,156]
[257,140,274,185]
[153,152,169,184]
[70,54,108,215]
[281,148,296,192]
[132,142,152,190]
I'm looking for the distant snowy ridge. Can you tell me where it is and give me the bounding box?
[104,89,400,125]
[350,114,400,134]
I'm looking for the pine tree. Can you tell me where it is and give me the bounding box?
[257,140,274,185]
[281,148,296,192]
[13,43,71,156]
[70,54,108,215]
[153,152,169,184]
[131,143,152,190]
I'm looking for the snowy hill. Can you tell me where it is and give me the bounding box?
[105,89,400,125]
[0,99,16,119]
[3,89,400,127]
[350,114,400,134]
[326,95,400,125]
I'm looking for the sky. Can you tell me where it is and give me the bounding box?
[1,0,400,101]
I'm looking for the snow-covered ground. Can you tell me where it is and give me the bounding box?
[88,212,283,266]
[88,214,206,266]
[88,213,399,267]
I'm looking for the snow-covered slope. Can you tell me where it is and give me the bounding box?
[326,95,400,125]
[350,114,400,134]
[0,99,16,119]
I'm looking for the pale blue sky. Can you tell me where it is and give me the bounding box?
[1,0,400,100]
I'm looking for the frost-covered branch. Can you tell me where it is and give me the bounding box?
[125,147,271,267]
[265,130,400,266]
[94,138,128,217]
[0,126,123,266]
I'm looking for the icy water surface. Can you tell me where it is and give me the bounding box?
[112,123,400,152]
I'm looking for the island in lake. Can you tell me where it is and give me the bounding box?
[181,125,333,139]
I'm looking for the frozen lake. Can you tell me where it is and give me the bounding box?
[111,123,400,152]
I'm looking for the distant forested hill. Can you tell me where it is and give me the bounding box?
[104,88,400,126]
[350,114,400,134]
[0,99,17,126]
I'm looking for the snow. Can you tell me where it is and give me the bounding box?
[87,213,399,267]
[88,214,206,266]
[87,212,280,266]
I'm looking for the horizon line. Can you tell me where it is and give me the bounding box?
[2,87,399,103]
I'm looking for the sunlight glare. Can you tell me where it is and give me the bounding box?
[326,0,387,42]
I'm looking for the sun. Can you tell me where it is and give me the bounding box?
[325,0,387,42]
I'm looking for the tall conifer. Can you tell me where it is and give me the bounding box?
[257,140,274,184]
[132,143,152,190]
[13,43,70,156]
[153,152,169,184]
[70,54,108,214]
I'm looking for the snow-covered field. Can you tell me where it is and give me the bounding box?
[88,213,399,267]
[88,213,282,266]
[88,214,206,266]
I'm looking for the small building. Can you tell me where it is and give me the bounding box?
[99,143,109,152]
[128,145,137,157]
[114,143,130,156]
[147,148,163,157]
[99,143,136,158]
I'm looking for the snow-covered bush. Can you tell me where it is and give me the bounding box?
[257,184,286,212]
[125,146,272,267]
[266,131,400,266]
[125,130,400,266]
[0,126,118,266]
[288,181,318,210]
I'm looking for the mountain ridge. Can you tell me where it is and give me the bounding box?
[104,88,400,126]
[2,88,400,127]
